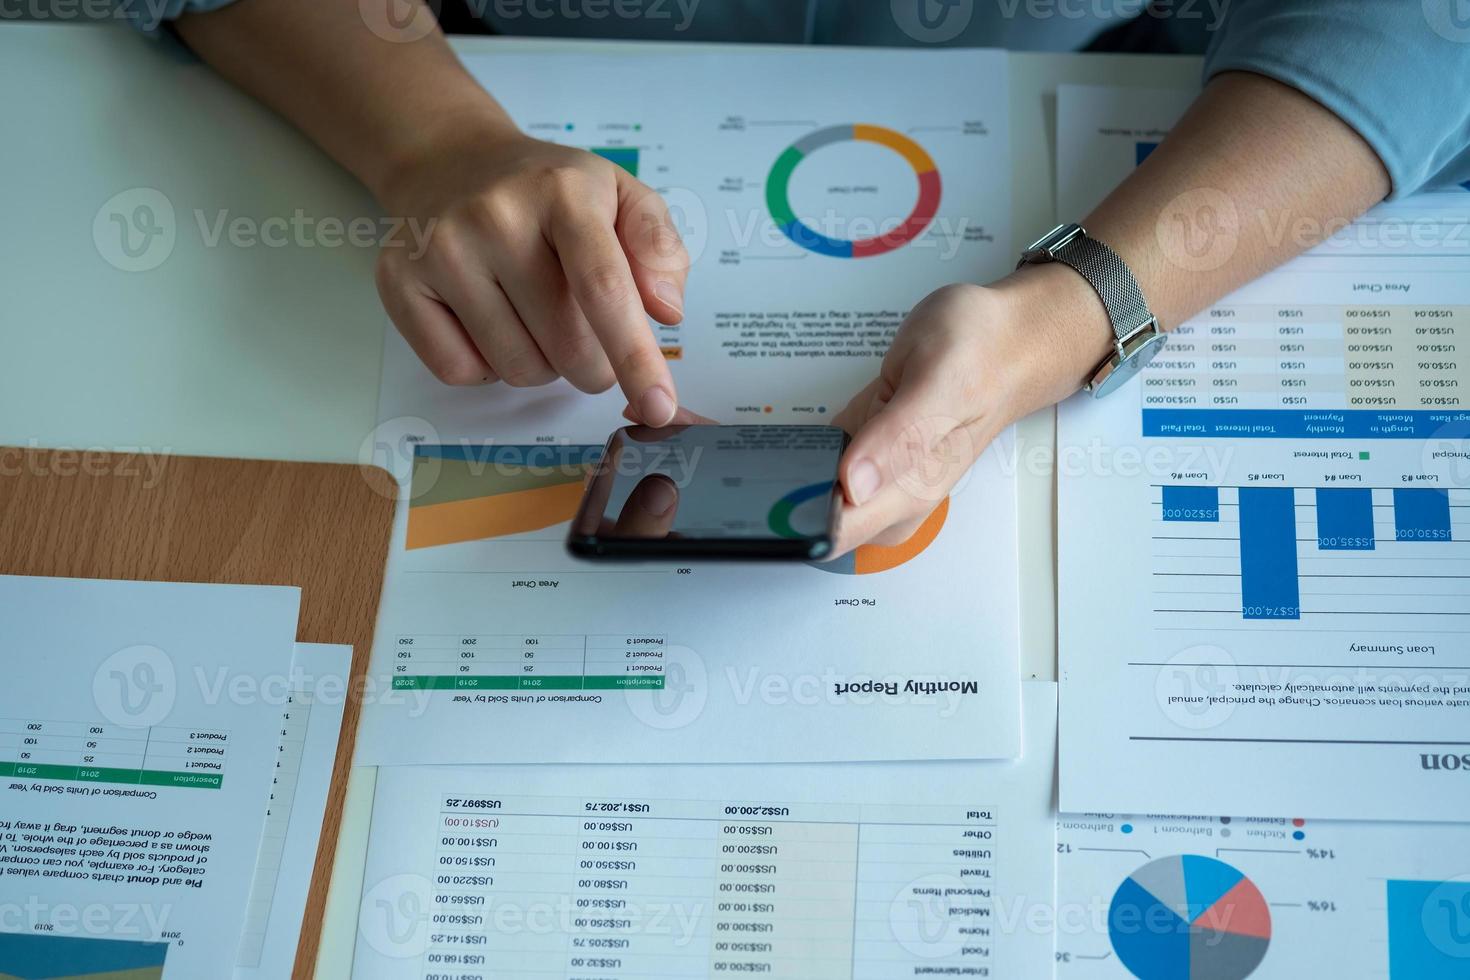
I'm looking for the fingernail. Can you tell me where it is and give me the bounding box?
[640,387,677,427]
[846,459,881,506]
[654,279,683,315]
[639,478,678,516]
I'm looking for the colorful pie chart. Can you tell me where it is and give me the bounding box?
[1109,855,1272,980]
[766,123,942,258]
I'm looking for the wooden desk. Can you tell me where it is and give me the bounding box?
[0,448,395,977]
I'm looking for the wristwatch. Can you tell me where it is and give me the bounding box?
[1017,223,1165,397]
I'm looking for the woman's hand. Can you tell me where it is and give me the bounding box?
[375,124,690,427]
[830,270,1108,557]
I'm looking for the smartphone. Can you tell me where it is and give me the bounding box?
[567,424,848,560]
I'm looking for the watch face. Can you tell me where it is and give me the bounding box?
[1092,333,1166,398]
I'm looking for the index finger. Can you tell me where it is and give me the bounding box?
[551,215,678,427]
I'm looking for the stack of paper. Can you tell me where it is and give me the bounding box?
[0,575,349,979]
[1052,85,1470,979]
[343,58,1470,980]
[351,45,1052,980]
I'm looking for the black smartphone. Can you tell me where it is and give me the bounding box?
[567,424,849,560]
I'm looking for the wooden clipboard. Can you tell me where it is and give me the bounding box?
[0,447,397,978]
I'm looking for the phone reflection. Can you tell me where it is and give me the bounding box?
[570,423,846,557]
[606,473,681,541]
[573,443,684,542]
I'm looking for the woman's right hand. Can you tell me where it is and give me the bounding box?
[374,123,690,427]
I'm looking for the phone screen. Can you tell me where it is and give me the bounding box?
[569,425,848,559]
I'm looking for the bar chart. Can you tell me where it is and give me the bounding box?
[1151,485,1468,630]
[590,145,640,176]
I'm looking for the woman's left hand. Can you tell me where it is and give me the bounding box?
[830,273,1100,558]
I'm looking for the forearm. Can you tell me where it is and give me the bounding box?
[175,0,515,202]
[995,70,1390,416]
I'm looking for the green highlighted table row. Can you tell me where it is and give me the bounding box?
[0,761,222,788]
[393,675,665,691]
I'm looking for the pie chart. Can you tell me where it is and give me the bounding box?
[1108,855,1271,980]
[766,123,942,259]
[767,482,950,576]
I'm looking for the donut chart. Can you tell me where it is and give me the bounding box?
[766,124,942,258]
[767,480,836,540]
[1108,855,1272,980]
[769,483,949,575]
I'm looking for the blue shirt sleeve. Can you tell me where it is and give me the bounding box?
[115,0,237,34]
[1205,0,1470,199]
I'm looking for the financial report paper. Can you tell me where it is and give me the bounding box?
[379,49,1014,438]
[1055,86,1470,821]
[352,683,1058,980]
[0,575,300,979]
[360,49,1022,766]
[1053,811,1470,979]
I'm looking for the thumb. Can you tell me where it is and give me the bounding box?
[839,372,968,509]
[616,172,690,326]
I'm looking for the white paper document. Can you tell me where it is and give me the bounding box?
[352,682,1059,980]
[235,643,351,980]
[1055,86,1470,821]
[360,49,1022,766]
[1053,811,1470,979]
[0,575,300,980]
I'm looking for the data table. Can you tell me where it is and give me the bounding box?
[420,793,1001,979]
[390,634,667,691]
[0,718,230,789]
[1142,303,1469,435]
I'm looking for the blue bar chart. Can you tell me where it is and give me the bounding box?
[1237,487,1301,620]
[1154,485,1467,629]
[1394,488,1454,541]
[589,145,640,176]
[1316,487,1375,550]
[1388,879,1470,979]
[1161,485,1219,522]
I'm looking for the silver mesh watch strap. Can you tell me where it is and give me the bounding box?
[1018,223,1165,397]
[1051,235,1153,343]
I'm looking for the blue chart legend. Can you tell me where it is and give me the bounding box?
[1152,486,1467,628]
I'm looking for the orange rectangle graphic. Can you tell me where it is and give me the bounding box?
[406,480,588,550]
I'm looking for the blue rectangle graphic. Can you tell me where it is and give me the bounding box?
[1393,489,1453,542]
[1238,487,1301,620]
[1387,879,1470,979]
[1162,485,1220,522]
[1315,488,1375,550]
